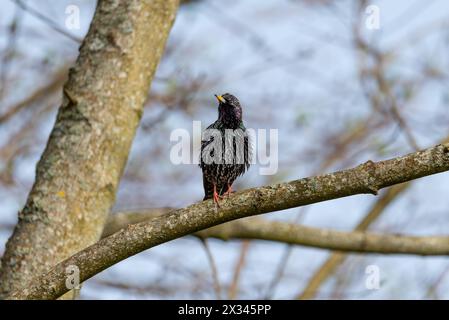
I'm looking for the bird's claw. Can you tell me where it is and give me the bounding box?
[222,184,234,198]
[213,189,221,211]
[211,184,234,212]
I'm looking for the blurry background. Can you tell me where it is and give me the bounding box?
[1,0,449,299]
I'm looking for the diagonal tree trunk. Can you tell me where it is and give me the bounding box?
[0,0,179,298]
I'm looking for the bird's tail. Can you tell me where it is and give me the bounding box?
[203,178,215,200]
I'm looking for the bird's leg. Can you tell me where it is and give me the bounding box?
[213,183,221,209]
[222,183,234,197]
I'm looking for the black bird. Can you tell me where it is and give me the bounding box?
[200,93,251,206]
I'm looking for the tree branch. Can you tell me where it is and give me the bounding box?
[197,218,449,255]
[8,143,449,299]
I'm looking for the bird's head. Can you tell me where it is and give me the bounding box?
[215,93,242,124]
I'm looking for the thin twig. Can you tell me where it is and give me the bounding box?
[0,3,23,100]
[263,206,308,299]
[199,238,222,300]
[12,0,83,43]
[0,67,66,124]
[228,240,250,299]
[424,263,449,299]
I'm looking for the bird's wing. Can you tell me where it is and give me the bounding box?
[199,121,221,168]
[244,131,252,171]
[238,123,252,171]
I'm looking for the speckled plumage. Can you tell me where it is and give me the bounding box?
[200,93,251,200]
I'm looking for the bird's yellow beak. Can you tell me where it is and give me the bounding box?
[215,94,225,104]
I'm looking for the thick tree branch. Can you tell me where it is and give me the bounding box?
[8,143,449,299]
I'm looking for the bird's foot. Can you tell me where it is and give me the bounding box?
[213,185,221,211]
[222,184,234,198]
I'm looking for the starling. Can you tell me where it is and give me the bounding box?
[199,93,251,206]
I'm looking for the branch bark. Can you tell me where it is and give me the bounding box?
[0,0,179,298]
[8,143,449,299]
